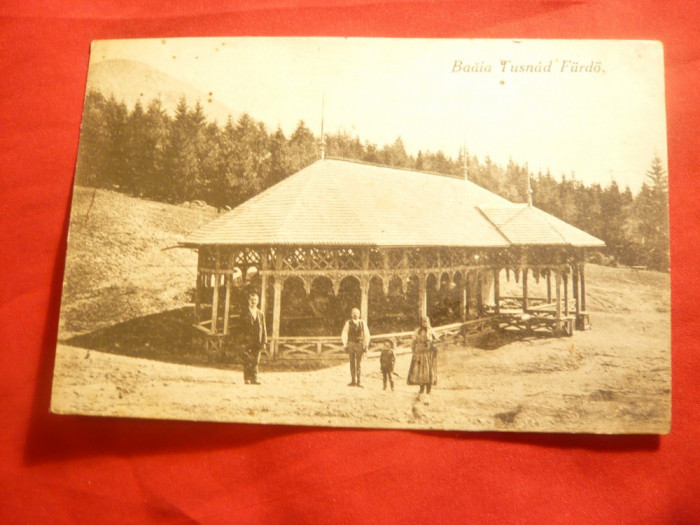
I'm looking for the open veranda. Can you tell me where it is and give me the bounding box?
[178,158,603,359]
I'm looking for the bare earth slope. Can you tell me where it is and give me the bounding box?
[58,186,218,339]
[52,188,671,433]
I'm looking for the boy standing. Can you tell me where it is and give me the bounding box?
[380,341,396,391]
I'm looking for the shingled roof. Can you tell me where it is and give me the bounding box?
[478,205,604,247]
[180,158,604,249]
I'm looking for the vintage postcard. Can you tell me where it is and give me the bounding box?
[51,38,670,433]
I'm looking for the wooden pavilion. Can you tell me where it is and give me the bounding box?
[179,158,604,359]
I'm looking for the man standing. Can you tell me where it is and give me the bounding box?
[341,308,370,387]
[241,292,267,385]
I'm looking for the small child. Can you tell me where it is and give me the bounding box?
[380,341,396,391]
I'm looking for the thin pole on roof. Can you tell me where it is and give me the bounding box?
[320,93,326,160]
[527,166,533,206]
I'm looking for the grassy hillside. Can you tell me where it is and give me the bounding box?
[58,186,218,338]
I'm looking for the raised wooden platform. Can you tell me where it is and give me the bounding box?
[497,311,575,337]
[192,296,588,359]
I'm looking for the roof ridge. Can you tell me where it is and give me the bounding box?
[528,206,570,244]
[474,206,514,245]
[272,163,324,241]
[498,204,528,228]
[323,156,469,181]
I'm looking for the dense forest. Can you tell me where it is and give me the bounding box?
[76,91,670,271]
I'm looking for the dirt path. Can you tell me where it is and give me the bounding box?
[52,309,670,433]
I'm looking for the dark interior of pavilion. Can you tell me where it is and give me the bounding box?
[198,271,466,337]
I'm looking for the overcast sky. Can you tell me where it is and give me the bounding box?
[91,37,667,193]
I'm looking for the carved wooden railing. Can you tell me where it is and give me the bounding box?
[498,295,549,309]
[274,318,494,359]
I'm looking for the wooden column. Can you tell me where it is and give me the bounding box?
[493,269,500,315]
[194,249,204,324]
[580,263,586,312]
[271,277,282,358]
[563,271,569,316]
[520,250,528,313]
[573,266,580,316]
[522,268,529,313]
[223,274,232,335]
[194,273,202,324]
[476,271,483,315]
[360,278,369,322]
[546,270,552,303]
[555,270,562,321]
[418,274,427,319]
[260,248,268,314]
[460,274,468,321]
[260,273,268,314]
[211,249,220,334]
[360,248,370,322]
[466,271,477,319]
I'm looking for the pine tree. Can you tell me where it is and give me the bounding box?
[285,121,319,174]
[421,150,454,175]
[503,158,528,203]
[556,173,579,224]
[102,95,129,189]
[198,121,222,203]
[325,130,364,161]
[231,114,270,204]
[122,100,148,195]
[213,116,237,209]
[531,170,559,217]
[142,97,170,199]
[636,156,670,270]
[267,126,289,186]
[362,142,380,164]
[599,181,625,264]
[380,136,410,168]
[162,97,207,202]
[415,151,424,171]
[75,91,110,187]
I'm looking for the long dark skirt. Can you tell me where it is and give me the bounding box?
[407,351,437,386]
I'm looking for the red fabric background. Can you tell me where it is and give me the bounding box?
[1,1,698,523]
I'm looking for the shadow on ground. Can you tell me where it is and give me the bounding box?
[475,328,558,350]
[62,308,555,370]
[62,307,338,372]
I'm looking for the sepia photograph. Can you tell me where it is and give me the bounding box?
[50,37,670,433]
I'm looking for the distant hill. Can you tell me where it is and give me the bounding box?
[86,59,235,124]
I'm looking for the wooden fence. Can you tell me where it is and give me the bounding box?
[274,318,493,359]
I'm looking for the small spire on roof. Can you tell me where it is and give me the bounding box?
[527,170,533,206]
